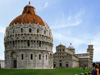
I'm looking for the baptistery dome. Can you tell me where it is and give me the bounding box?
[10,2,44,26]
[4,2,53,69]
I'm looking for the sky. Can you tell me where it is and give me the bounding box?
[0,0,100,62]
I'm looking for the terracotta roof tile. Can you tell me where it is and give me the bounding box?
[9,4,44,26]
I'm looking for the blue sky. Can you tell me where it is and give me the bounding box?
[0,0,100,61]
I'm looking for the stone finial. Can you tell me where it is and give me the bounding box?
[70,43,72,45]
[29,1,31,5]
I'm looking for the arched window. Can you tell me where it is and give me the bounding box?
[50,54,52,58]
[46,55,47,60]
[13,29,14,33]
[29,28,32,33]
[44,30,46,34]
[37,29,39,33]
[30,54,33,60]
[27,40,30,46]
[39,41,41,47]
[13,41,14,47]
[39,54,41,60]
[21,28,23,33]
[21,54,24,60]
[8,32,9,36]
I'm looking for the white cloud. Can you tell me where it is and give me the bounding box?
[0,58,4,60]
[37,2,49,10]
[0,56,4,60]
[0,30,5,60]
[33,0,56,11]
[33,0,60,11]
[44,2,48,8]
[0,0,16,7]
[51,10,84,29]
[53,31,87,48]
[0,25,6,33]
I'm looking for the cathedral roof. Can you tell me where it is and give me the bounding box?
[75,52,89,55]
[9,2,45,26]
[56,43,66,47]
[68,43,75,49]
[78,56,90,58]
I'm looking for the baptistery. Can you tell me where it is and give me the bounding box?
[4,2,53,69]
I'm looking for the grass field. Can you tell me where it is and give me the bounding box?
[0,68,92,75]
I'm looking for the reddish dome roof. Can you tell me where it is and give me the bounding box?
[9,2,45,26]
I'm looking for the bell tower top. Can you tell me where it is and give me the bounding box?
[87,43,94,63]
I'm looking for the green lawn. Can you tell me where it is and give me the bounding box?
[0,68,92,75]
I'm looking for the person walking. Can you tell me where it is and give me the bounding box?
[95,64,99,75]
[91,63,96,75]
[99,64,100,75]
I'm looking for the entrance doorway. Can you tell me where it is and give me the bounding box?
[66,64,68,67]
[54,64,56,68]
[13,60,17,68]
[59,63,62,67]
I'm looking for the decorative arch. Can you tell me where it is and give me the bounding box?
[21,28,23,33]
[44,30,46,34]
[37,29,39,33]
[10,51,17,68]
[39,54,41,60]
[29,28,32,33]
[11,51,17,59]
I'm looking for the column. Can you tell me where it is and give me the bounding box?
[42,53,44,69]
[16,40,18,49]
[26,54,28,69]
[35,53,37,69]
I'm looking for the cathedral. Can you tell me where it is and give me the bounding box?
[53,43,94,68]
[4,2,53,69]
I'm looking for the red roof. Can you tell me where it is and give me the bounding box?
[9,3,45,26]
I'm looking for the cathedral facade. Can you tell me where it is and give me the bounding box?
[53,43,94,68]
[4,2,53,69]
